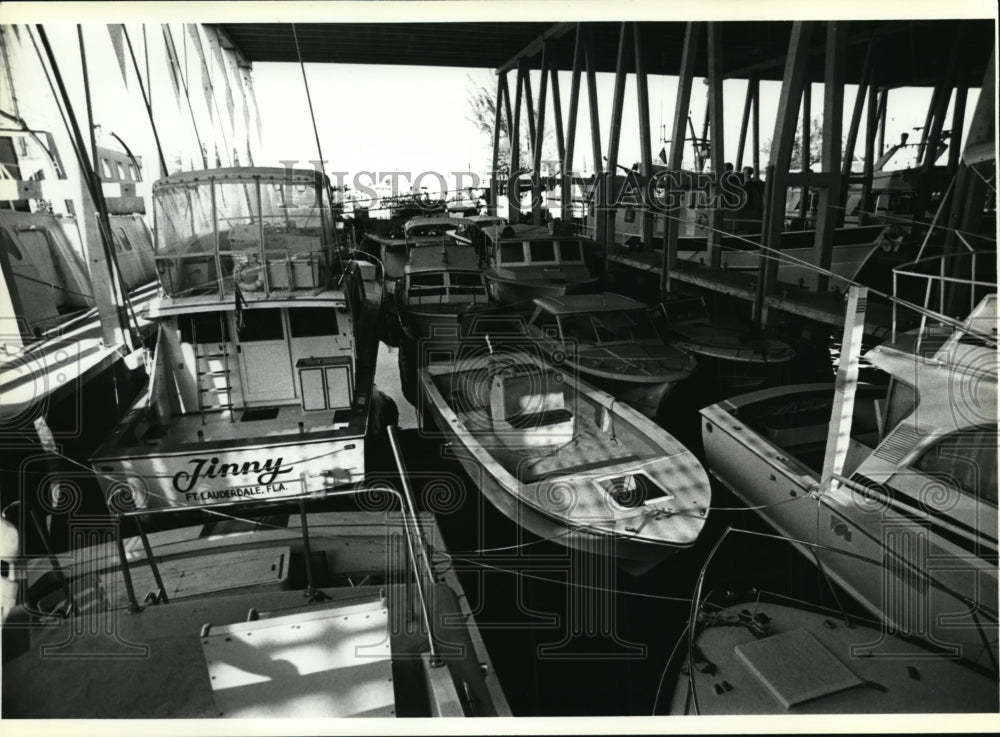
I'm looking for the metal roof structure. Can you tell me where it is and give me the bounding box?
[214,20,994,87]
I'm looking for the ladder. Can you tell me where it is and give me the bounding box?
[193,313,235,424]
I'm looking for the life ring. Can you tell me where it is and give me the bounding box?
[233,260,263,291]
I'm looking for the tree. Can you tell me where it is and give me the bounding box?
[762,115,828,170]
[465,75,559,176]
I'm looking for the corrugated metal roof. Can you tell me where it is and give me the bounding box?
[214,20,994,87]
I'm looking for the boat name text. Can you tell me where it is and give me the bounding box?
[172,456,294,493]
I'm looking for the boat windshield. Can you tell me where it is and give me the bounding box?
[152,169,334,297]
[407,223,453,238]
[591,309,659,342]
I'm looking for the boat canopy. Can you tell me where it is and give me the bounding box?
[152,167,338,298]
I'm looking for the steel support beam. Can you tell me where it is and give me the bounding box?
[634,23,654,247]
[532,42,549,224]
[798,81,811,221]
[735,74,755,171]
[707,22,725,267]
[583,25,602,241]
[840,39,875,225]
[604,22,630,271]
[562,25,582,222]
[662,22,700,297]
[755,21,814,326]
[489,72,506,217]
[509,62,525,220]
[812,22,847,293]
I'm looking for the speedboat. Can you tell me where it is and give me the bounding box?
[524,292,698,418]
[700,259,998,670]
[419,347,711,575]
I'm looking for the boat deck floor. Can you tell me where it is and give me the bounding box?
[3,584,467,718]
[447,377,657,483]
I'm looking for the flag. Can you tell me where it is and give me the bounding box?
[186,25,215,124]
[658,147,667,164]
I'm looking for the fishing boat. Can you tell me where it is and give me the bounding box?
[653,295,796,391]
[1,127,157,339]
[365,214,469,294]
[447,214,507,252]
[89,166,393,510]
[480,223,600,308]
[397,244,492,344]
[662,528,999,715]
[419,348,711,575]
[700,258,998,670]
[2,495,511,717]
[524,293,698,419]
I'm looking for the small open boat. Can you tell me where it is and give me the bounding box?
[524,293,698,418]
[419,349,711,574]
[480,223,599,308]
[663,528,999,715]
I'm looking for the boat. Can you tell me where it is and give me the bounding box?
[662,527,999,715]
[1,127,157,340]
[523,292,698,419]
[700,256,998,670]
[90,166,391,510]
[480,223,600,308]
[653,294,796,391]
[447,214,508,252]
[365,214,469,294]
[397,243,492,345]
[2,500,511,717]
[419,347,711,575]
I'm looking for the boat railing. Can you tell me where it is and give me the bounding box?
[890,251,997,348]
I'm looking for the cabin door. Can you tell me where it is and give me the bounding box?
[236,308,296,404]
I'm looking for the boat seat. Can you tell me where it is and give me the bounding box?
[489,368,575,448]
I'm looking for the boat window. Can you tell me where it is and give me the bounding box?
[558,241,582,262]
[288,307,339,337]
[500,242,525,264]
[115,227,134,251]
[178,312,230,344]
[529,241,556,263]
[449,272,486,296]
[1,228,23,261]
[592,310,657,342]
[531,308,559,338]
[559,314,598,343]
[882,378,917,438]
[410,273,446,287]
[913,426,998,506]
[238,308,284,342]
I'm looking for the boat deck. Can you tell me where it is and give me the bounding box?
[441,370,661,483]
[4,512,510,718]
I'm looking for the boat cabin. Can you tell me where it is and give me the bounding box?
[527,293,662,345]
